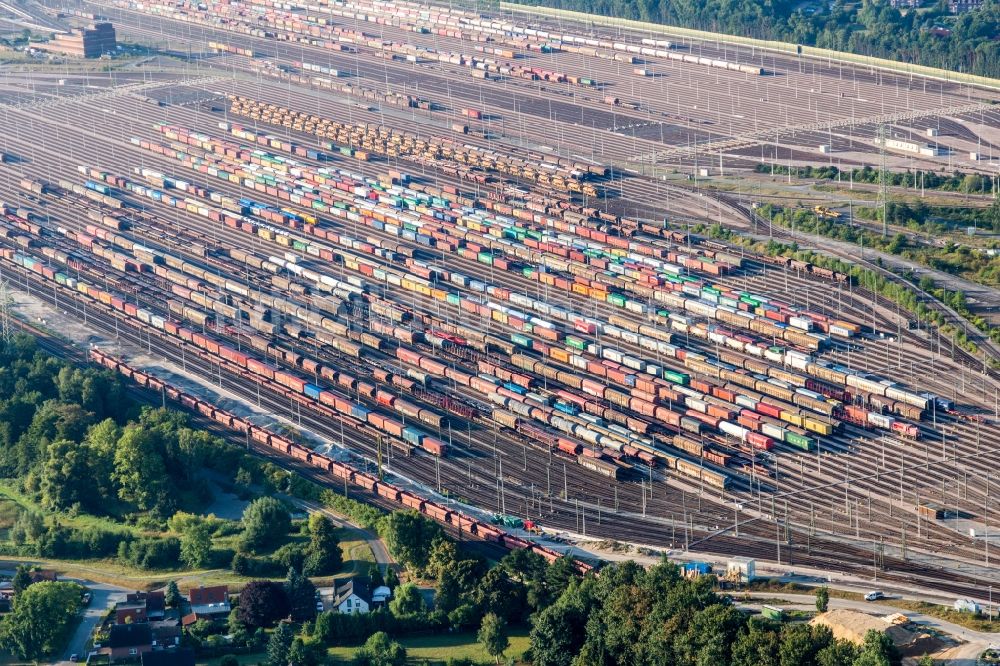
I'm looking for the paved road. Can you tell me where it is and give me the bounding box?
[0,566,128,665]
[56,581,128,665]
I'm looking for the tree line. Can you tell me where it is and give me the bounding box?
[754,164,997,198]
[527,0,1000,78]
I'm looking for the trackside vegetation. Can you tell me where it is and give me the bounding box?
[521,0,1000,78]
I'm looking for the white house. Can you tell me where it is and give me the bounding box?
[334,579,371,615]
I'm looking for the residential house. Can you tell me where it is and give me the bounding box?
[114,601,147,625]
[183,585,230,623]
[130,591,166,620]
[105,623,153,661]
[141,648,195,666]
[150,619,182,649]
[948,0,984,12]
[334,579,371,615]
[115,590,167,624]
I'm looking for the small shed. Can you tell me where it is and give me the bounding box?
[916,502,946,520]
[726,557,756,582]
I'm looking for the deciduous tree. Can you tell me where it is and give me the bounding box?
[0,581,82,660]
[353,631,406,666]
[238,581,290,629]
[180,521,213,569]
[240,497,291,552]
[478,612,509,665]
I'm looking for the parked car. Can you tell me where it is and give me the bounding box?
[864,591,885,601]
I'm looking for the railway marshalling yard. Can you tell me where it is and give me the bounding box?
[1,0,1000,602]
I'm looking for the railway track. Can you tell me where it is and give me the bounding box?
[1,7,998,600]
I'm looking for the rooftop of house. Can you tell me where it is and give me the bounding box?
[108,623,153,648]
[334,579,371,606]
[188,585,228,605]
[141,648,195,666]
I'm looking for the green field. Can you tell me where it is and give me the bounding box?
[200,628,531,665]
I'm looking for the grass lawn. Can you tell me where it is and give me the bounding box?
[0,482,375,590]
[0,481,143,537]
[326,628,531,664]
[200,628,531,666]
[338,528,377,576]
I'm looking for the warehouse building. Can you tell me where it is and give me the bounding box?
[36,23,117,58]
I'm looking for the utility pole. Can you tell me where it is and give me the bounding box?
[876,123,889,237]
[0,280,12,346]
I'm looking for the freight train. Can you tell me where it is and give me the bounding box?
[89,348,593,573]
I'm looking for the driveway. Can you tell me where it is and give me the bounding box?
[57,581,128,665]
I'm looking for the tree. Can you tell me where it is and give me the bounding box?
[180,521,213,569]
[732,618,780,666]
[817,641,860,666]
[113,425,168,512]
[240,497,291,552]
[288,636,326,666]
[227,608,251,647]
[426,537,459,579]
[39,439,93,511]
[545,557,578,600]
[367,563,384,589]
[377,510,443,571]
[529,601,584,666]
[164,581,181,608]
[266,621,294,666]
[384,567,399,590]
[303,514,342,576]
[0,581,82,660]
[816,586,830,613]
[474,567,526,622]
[502,549,551,611]
[285,567,318,622]
[478,612,510,665]
[354,631,406,666]
[11,565,32,595]
[779,624,821,666]
[855,629,900,666]
[238,581,290,629]
[388,583,426,618]
[915,656,934,666]
[853,653,892,666]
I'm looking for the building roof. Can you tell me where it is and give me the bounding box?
[108,623,153,648]
[188,585,227,605]
[127,590,165,613]
[141,648,195,666]
[334,579,370,606]
[150,620,181,640]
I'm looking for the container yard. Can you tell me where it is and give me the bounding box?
[0,0,997,600]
